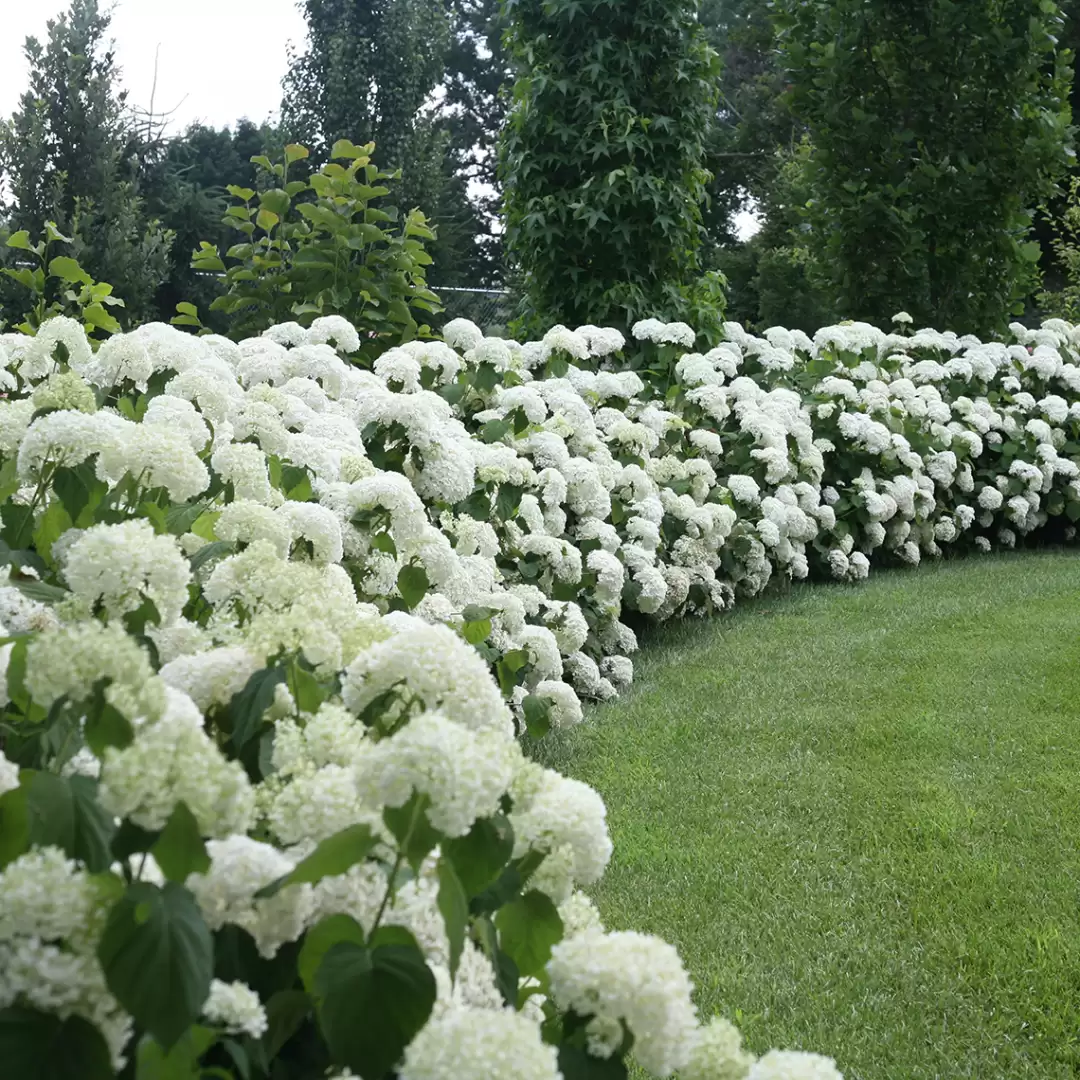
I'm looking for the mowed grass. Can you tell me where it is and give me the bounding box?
[538,551,1080,1080]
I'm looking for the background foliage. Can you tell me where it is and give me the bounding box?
[499,0,726,340]
[774,0,1075,335]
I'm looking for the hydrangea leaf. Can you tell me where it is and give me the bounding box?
[0,1006,114,1079]
[313,940,436,1079]
[495,889,564,979]
[97,881,214,1051]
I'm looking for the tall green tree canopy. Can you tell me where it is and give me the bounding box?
[775,0,1074,334]
[0,0,171,324]
[500,0,724,338]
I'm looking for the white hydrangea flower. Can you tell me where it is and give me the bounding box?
[356,711,521,837]
[202,979,268,1038]
[547,930,698,1076]
[400,1005,561,1080]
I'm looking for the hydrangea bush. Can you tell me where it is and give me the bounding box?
[1,305,1079,1078]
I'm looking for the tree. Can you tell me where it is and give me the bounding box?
[775,0,1074,334]
[0,0,172,325]
[282,0,450,214]
[442,0,513,285]
[500,0,725,338]
[699,0,796,248]
[143,120,285,323]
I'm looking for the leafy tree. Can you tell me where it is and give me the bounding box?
[699,0,796,248]
[775,0,1075,334]
[184,140,440,355]
[500,0,725,338]
[143,120,285,322]
[282,0,450,213]
[442,0,513,285]
[0,0,172,326]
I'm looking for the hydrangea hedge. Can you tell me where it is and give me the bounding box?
[0,307,1078,1080]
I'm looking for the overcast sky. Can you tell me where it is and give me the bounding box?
[0,0,307,134]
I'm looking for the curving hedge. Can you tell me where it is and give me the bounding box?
[0,309,1077,1079]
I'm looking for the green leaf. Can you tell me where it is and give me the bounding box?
[298,914,367,993]
[371,531,397,556]
[383,791,442,872]
[48,255,92,284]
[1,504,35,550]
[84,679,135,757]
[330,139,370,161]
[496,648,530,696]
[495,890,564,978]
[558,1044,629,1079]
[227,664,287,750]
[285,143,310,163]
[189,539,236,574]
[69,776,117,873]
[123,596,162,638]
[32,500,72,564]
[481,418,512,443]
[522,693,553,739]
[151,802,210,883]
[98,881,214,1050]
[396,564,430,610]
[496,483,524,521]
[462,617,492,645]
[261,989,311,1058]
[1019,240,1042,263]
[82,302,122,334]
[0,1006,114,1079]
[135,1026,216,1080]
[314,940,436,1079]
[52,462,108,526]
[7,575,68,604]
[255,824,377,898]
[442,814,515,897]
[0,786,30,868]
[437,857,468,978]
[5,230,32,251]
[25,770,76,854]
[256,207,280,232]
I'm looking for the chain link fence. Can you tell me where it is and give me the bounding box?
[432,286,514,336]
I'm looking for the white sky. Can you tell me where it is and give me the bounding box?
[0,0,308,134]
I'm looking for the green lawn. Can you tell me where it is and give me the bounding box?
[539,552,1080,1080]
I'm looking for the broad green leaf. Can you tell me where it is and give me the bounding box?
[462,618,492,645]
[48,255,92,284]
[1,504,34,550]
[495,890,564,979]
[0,786,30,868]
[261,989,311,1058]
[135,1026,215,1080]
[5,230,32,251]
[255,824,377,898]
[442,814,515,897]
[285,143,310,163]
[0,1006,114,1079]
[32,501,73,564]
[396,564,429,610]
[330,139,370,161]
[522,693,553,738]
[314,940,436,1078]
[69,776,117,873]
[189,539,235,574]
[227,663,287,750]
[84,679,135,757]
[98,881,214,1050]
[383,791,442,872]
[298,914,367,993]
[437,857,468,978]
[151,802,210,883]
[52,462,108,526]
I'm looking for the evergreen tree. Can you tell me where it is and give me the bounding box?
[0,0,172,325]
